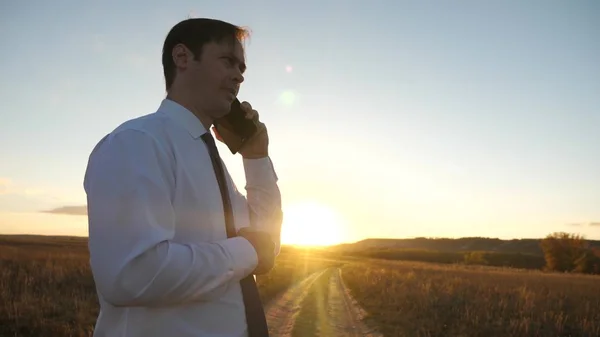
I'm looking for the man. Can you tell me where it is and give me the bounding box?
[83,18,282,337]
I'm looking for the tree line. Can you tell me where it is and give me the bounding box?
[540,232,600,274]
[335,232,600,275]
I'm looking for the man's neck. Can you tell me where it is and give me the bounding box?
[166,91,213,131]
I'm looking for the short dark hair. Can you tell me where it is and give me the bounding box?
[161,18,250,91]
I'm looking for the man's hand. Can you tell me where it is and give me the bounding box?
[237,227,275,275]
[212,101,269,159]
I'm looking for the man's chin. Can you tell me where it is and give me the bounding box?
[222,98,235,113]
[211,103,232,119]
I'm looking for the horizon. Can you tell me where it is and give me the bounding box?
[1,1,599,244]
[2,231,599,246]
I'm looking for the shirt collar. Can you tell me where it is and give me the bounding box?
[158,98,208,139]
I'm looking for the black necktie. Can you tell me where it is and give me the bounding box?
[201,132,270,337]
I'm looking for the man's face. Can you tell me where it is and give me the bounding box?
[176,39,246,119]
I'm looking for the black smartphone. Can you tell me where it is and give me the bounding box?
[213,98,259,154]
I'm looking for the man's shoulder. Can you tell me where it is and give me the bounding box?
[83,112,177,191]
[102,109,181,146]
[111,111,171,139]
[88,111,176,159]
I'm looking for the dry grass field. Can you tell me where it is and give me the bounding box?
[0,235,338,337]
[341,259,600,337]
[2,235,600,336]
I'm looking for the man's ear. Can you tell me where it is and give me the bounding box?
[172,44,190,69]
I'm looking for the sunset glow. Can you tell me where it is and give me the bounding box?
[280,201,346,246]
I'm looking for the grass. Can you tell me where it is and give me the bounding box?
[4,235,600,337]
[0,235,336,337]
[341,259,600,337]
[0,242,98,336]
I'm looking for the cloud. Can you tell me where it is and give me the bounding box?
[0,178,11,194]
[0,178,49,197]
[41,205,87,216]
[0,177,85,214]
[565,222,600,228]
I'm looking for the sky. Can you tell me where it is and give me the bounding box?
[1,0,599,245]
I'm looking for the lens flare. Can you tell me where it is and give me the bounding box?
[279,90,296,106]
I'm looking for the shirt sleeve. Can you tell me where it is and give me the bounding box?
[84,128,258,307]
[238,156,283,256]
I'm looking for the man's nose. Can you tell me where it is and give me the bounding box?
[233,70,244,84]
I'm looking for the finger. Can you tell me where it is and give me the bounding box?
[240,101,252,112]
[246,109,259,120]
[255,121,267,133]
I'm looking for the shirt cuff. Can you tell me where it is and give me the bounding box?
[243,156,278,187]
[218,237,259,281]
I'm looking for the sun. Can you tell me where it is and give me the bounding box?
[280,201,346,247]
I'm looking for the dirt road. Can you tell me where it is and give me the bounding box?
[264,269,328,336]
[264,267,382,337]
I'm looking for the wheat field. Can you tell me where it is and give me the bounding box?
[341,259,600,337]
[2,235,600,336]
[0,236,338,337]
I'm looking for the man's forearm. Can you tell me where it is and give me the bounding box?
[90,235,258,307]
[242,156,283,254]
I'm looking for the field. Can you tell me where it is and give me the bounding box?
[0,236,339,337]
[342,259,600,337]
[2,235,600,336]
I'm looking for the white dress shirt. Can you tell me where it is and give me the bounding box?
[83,98,282,337]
